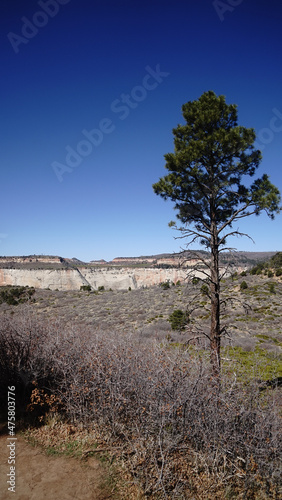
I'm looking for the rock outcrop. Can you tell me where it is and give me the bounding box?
[0,251,273,291]
[0,267,187,291]
[0,268,82,291]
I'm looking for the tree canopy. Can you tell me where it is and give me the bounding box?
[153,91,281,250]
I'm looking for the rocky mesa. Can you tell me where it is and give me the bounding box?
[0,252,275,291]
[0,266,187,291]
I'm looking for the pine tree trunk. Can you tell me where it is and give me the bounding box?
[210,222,221,379]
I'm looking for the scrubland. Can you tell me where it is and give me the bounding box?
[0,271,281,498]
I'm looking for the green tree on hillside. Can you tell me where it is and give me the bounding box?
[153,91,281,378]
[270,251,282,268]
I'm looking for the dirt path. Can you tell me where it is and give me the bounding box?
[0,432,114,500]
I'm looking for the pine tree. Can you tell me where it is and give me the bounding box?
[153,91,281,377]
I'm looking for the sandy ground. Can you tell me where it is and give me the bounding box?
[0,430,114,500]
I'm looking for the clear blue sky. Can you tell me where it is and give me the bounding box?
[1,0,281,262]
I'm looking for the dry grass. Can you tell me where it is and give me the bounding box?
[1,273,282,351]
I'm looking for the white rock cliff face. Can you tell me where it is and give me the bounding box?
[0,267,188,291]
[0,269,83,291]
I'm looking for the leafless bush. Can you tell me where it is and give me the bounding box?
[0,312,281,497]
[0,312,62,416]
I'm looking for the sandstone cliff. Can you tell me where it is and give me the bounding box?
[0,267,187,291]
[0,251,272,291]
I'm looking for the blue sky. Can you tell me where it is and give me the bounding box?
[1,0,281,262]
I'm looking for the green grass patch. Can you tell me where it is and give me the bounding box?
[255,334,282,346]
[223,346,282,382]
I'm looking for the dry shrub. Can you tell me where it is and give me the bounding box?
[0,312,281,498]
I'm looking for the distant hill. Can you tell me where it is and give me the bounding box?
[99,251,278,268]
[0,251,278,270]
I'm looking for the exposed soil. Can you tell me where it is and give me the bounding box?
[0,426,115,500]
